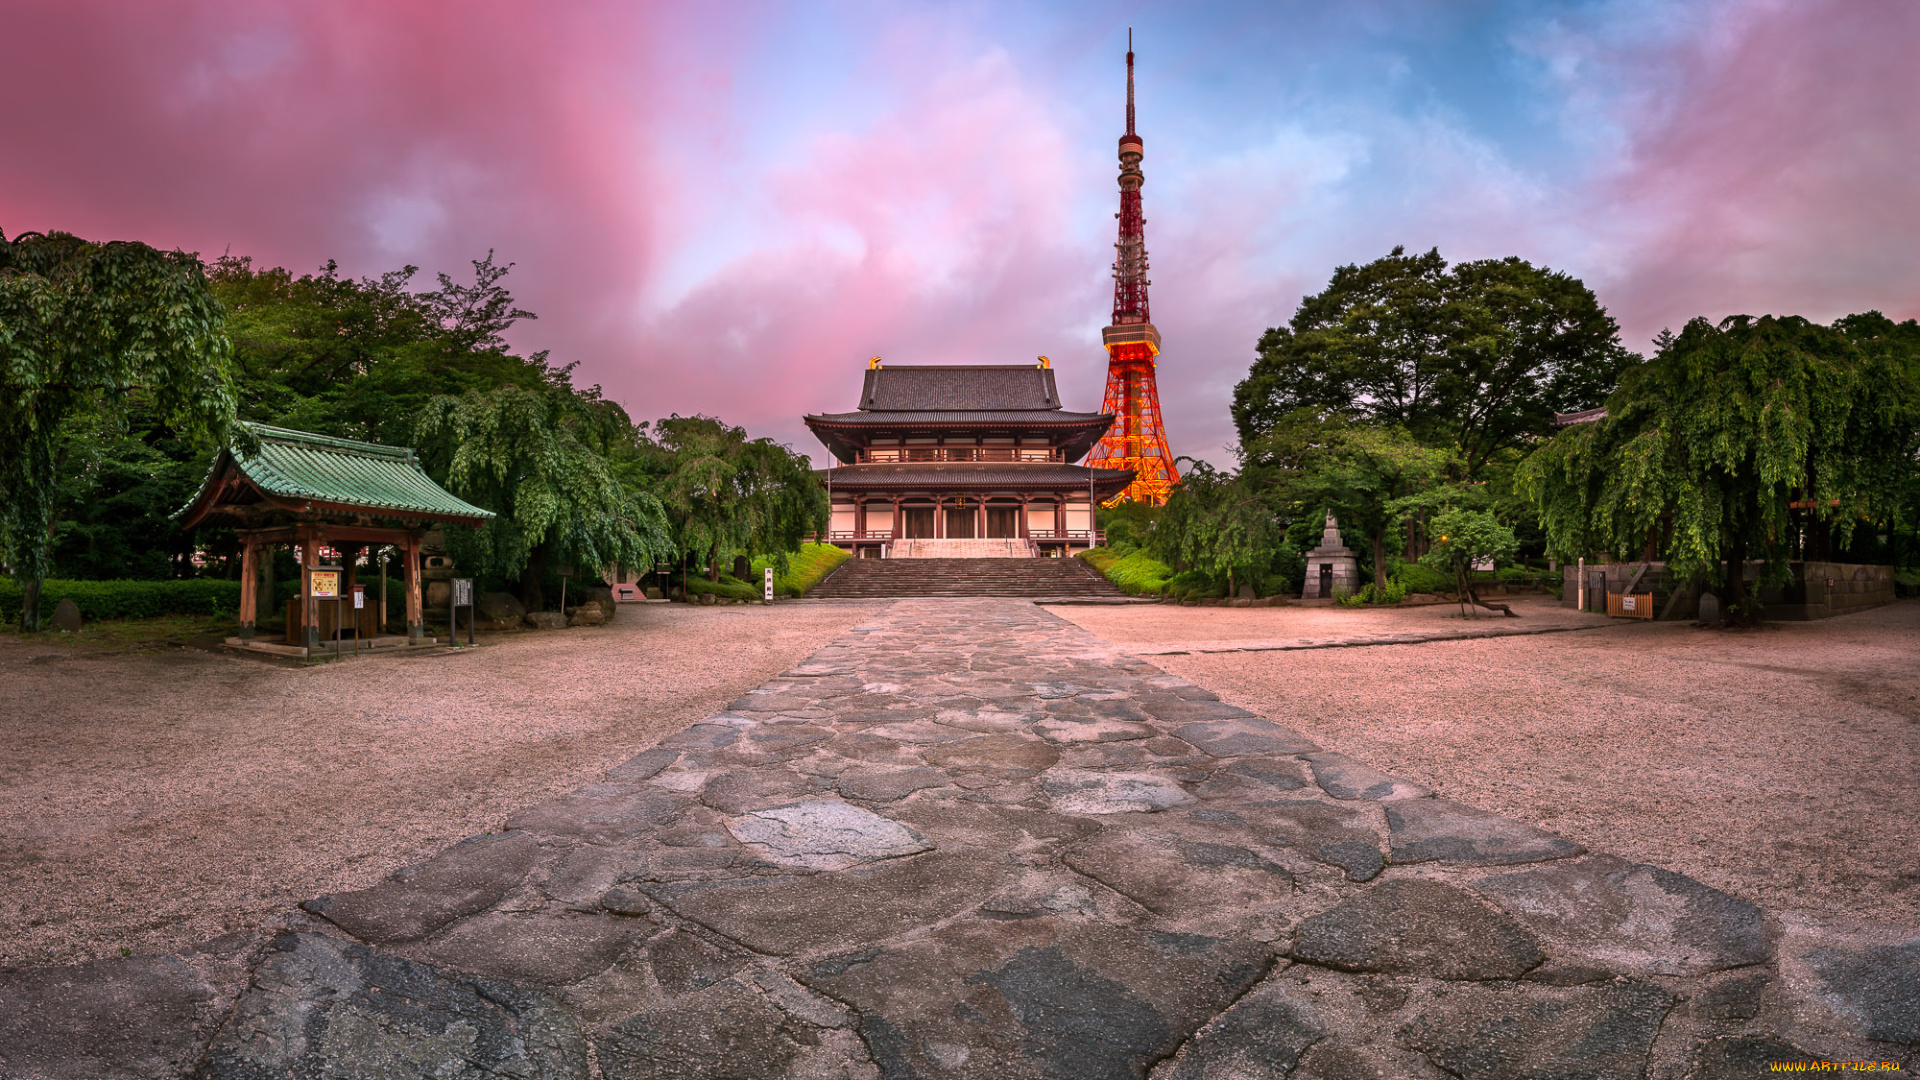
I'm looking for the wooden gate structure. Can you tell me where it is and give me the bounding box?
[175,423,494,652]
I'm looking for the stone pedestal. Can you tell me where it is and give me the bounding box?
[1302,514,1361,599]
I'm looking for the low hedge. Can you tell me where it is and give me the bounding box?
[685,573,763,601]
[1,578,243,623]
[1080,547,1175,596]
[752,544,850,598]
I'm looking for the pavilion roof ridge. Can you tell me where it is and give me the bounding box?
[172,421,494,527]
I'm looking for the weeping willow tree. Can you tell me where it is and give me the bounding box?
[1519,313,1920,623]
[416,373,673,610]
[1149,459,1278,597]
[640,414,828,582]
[1,231,239,629]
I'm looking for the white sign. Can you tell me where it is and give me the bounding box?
[1622,595,1637,612]
[453,578,473,607]
[764,567,774,601]
[353,590,365,609]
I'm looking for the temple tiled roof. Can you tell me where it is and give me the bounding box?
[805,409,1112,427]
[856,365,1063,411]
[175,422,495,526]
[818,461,1137,495]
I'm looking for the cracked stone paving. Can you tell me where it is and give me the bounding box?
[1,599,1915,1078]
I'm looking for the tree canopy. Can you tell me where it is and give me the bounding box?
[626,415,828,581]
[415,373,675,610]
[1233,247,1632,475]
[1,231,240,628]
[1518,312,1920,621]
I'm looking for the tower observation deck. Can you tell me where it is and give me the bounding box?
[1088,31,1178,505]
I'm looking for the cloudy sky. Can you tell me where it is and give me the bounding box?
[3,0,1915,465]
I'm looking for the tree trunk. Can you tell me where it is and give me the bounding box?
[1371,528,1388,591]
[1724,530,1752,626]
[19,577,43,632]
[520,550,546,613]
[707,543,721,582]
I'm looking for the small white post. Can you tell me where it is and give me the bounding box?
[1577,557,1585,610]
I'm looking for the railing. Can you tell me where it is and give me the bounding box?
[811,529,1104,545]
[1027,529,1104,544]
[857,447,1060,464]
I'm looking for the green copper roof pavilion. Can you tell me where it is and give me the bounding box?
[175,422,493,529]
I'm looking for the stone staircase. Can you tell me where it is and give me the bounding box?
[809,556,1124,598]
[891,538,1036,558]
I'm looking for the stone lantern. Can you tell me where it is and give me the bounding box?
[1302,513,1361,600]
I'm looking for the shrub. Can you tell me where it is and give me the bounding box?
[685,573,761,601]
[1896,569,1920,598]
[1338,579,1408,606]
[1390,562,1453,594]
[1164,568,1226,601]
[0,578,242,623]
[1080,547,1174,596]
[751,543,850,597]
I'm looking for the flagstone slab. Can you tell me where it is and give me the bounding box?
[724,799,933,870]
[1385,796,1584,867]
[1468,854,1769,978]
[1291,879,1546,980]
[1393,982,1673,1080]
[1173,718,1322,757]
[799,916,1272,1080]
[1303,751,1432,801]
[420,910,654,986]
[196,932,590,1080]
[1042,768,1199,814]
[641,851,1013,956]
[303,831,541,944]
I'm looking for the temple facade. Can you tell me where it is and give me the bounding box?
[805,359,1136,557]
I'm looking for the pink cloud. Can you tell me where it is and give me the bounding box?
[1591,0,1920,346]
[0,0,663,353]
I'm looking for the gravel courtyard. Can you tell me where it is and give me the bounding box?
[1050,597,1920,928]
[0,601,884,967]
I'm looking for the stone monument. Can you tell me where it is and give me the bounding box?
[1302,513,1362,599]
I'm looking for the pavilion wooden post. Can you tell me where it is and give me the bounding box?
[299,525,320,651]
[976,495,985,540]
[934,496,945,539]
[1019,495,1032,541]
[404,532,424,642]
[237,537,259,640]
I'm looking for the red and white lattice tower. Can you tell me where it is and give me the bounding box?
[1088,30,1178,505]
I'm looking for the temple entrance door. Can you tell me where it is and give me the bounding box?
[1318,564,1333,598]
[986,506,1019,538]
[902,507,935,538]
[945,507,976,539]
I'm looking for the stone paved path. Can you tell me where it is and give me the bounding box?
[3,599,1915,1078]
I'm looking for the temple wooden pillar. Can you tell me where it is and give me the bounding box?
[404,532,424,642]
[1019,495,1032,540]
[934,496,945,539]
[890,497,902,543]
[976,495,985,539]
[237,537,259,640]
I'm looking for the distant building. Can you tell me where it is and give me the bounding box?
[805,359,1135,557]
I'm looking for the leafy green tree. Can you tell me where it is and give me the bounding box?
[416,374,674,610]
[1421,507,1520,617]
[630,415,828,582]
[1518,313,1920,623]
[1251,411,1452,592]
[1,231,239,629]
[211,251,547,447]
[1233,247,1632,474]
[1148,459,1277,597]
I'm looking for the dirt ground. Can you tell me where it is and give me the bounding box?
[1051,596,1920,928]
[0,601,883,967]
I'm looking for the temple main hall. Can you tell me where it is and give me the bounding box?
[806,359,1135,557]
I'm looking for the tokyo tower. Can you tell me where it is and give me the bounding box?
[1088,30,1178,505]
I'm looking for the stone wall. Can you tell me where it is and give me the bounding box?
[1561,561,1897,621]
